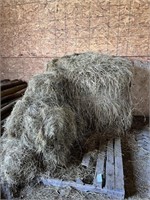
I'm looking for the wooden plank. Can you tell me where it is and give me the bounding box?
[81,153,91,167]
[39,177,124,199]
[76,178,83,184]
[114,138,124,193]
[1,80,26,91]
[1,88,26,104]
[1,84,27,98]
[105,140,115,190]
[93,150,105,188]
[0,79,10,84]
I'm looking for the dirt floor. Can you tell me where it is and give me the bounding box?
[12,116,149,200]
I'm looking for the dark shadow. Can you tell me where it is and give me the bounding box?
[131,116,149,131]
[122,116,149,198]
[122,137,137,198]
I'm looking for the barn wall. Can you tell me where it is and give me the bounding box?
[0,0,150,81]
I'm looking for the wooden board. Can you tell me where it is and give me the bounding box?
[105,140,115,190]
[81,152,91,168]
[93,151,105,188]
[114,138,124,192]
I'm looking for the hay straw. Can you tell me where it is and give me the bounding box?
[0,137,38,186]
[47,52,133,133]
[41,149,98,184]
[0,52,133,189]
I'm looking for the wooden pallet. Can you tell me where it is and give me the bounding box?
[40,138,125,199]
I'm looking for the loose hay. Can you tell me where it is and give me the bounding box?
[41,149,98,184]
[0,138,38,186]
[0,52,133,191]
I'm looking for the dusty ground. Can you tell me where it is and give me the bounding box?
[13,116,150,200]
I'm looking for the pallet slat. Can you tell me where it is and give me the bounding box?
[93,151,105,188]
[105,140,115,190]
[1,88,26,104]
[1,84,27,98]
[81,153,91,167]
[114,138,124,192]
[39,177,124,199]
[1,80,26,91]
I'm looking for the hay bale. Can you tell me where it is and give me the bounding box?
[46,52,133,133]
[0,52,133,189]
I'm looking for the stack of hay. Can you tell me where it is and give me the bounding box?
[0,53,133,197]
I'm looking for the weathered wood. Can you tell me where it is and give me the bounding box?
[1,80,26,91]
[1,99,19,120]
[1,84,27,98]
[0,79,17,86]
[93,150,105,188]
[39,177,124,199]
[105,140,115,190]
[1,79,10,83]
[81,153,91,167]
[76,178,83,184]
[114,138,124,192]
[1,88,26,104]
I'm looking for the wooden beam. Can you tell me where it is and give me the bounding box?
[1,79,10,83]
[1,84,27,98]
[1,80,27,91]
[1,88,26,104]
[39,177,124,199]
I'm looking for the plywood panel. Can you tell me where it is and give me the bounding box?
[1,0,149,101]
[1,58,48,81]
